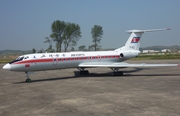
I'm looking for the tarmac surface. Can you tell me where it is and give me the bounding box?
[0,60,180,116]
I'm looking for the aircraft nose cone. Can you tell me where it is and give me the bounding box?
[3,64,11,70]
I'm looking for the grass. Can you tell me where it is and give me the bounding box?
[132,54,180,60]
[0,58,14,64]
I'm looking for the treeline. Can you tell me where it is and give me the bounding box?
[140,45,180,52]
[33,20,103,53]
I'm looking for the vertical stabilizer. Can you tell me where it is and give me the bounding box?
[116,28,170,51]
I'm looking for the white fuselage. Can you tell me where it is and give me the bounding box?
[7,50,140,72]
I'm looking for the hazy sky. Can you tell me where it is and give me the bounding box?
[0,0,180,51]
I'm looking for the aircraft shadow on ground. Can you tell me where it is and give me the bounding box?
[13,68,180,84]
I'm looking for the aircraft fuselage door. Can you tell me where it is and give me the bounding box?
[52,55,58,66]
[98,55,101,61]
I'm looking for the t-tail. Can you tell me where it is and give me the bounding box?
[116,28,171,51]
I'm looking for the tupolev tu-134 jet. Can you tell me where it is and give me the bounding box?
[3,28,180,82]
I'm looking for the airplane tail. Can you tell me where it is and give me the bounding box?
[116,28,170,51]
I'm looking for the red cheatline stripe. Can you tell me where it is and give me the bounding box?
[15,59,52,64]
[14,55,120,64]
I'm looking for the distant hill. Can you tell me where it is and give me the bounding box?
[0,49,31,55]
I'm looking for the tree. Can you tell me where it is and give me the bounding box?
[63,22,81,52]
[32,48,36,53]
[39,49,44,53]
[50,20,81,52]
[78,45,86,51]
[96,45,102,51]
[91,25,103,51]
[88,45,94,51]
[71,47,75,51]
[44,37,53,52]
[50,20,66,52]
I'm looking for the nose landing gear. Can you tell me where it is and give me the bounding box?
[25,72,33,83]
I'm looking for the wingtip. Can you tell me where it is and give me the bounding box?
[178,64,180,66]
[167,28,171,30]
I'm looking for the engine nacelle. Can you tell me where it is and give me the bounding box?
[119,51,139,59]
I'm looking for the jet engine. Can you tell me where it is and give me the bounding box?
[119,51,139,59]
[119,52,131,59]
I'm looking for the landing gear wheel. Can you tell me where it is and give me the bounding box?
[80,70,89,75]
[119,71,124,76]
[26,78,31,83]
[25,72,33,83]
[113,71,124,76]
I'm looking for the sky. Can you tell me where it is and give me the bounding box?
[0,0,180,51]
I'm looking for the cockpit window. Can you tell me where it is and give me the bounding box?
[24,56,29,59]
[9,56,24,64]
[18,57,24,60]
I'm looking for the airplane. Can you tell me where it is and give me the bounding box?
[2,28,179,82]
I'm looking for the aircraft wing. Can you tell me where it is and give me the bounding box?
[78,62,180,68]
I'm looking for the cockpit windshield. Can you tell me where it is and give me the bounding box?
[9,56,24,64]
[16,57,24,60]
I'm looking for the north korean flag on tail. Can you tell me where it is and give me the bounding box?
[131,37,140,43]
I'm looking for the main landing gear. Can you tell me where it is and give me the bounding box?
[25,72,33,83]
[111,68,124,76]
[78,68,89,75]
[77,67,124,76]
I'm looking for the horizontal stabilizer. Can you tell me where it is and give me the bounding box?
[126,28,171,33]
